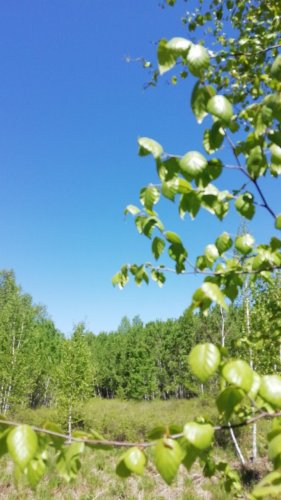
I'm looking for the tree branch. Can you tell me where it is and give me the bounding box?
[1,411,281,449]
[224,131,277,220]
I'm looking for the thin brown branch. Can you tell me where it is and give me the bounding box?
[1,410,281,450]
[215,411,281,431]
[224,131,277,220]
[145,264,281,277]
[211,43,281,59]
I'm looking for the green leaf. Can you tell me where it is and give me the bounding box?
[205,244,219,264]
[181,442,199,470]
[151,269,166,287]
[246,146,266,178]
[234,192,255,220]
[112,269,129,289]
[248,372,261,399]
[123,447,147,475]
[215,232,233,254]
[192,282,227,311]
[203,122,225,154]
[183,422,214,450]
[165,231,181,244]
[147,426,166,440]
[191,82,215,124]
[172,177,192,194]
[235,234,254,255]
[140,185,160,211]
[187,44,210,77]
[152,237,165,260]
[168,242,187,272]
[154,438,184,485]
[275,214,281,230]
[206,96,233,124]
[179,151,207,177]
[7,425,38,471]
[270,144,281,176]
[157,157,180,182]
[166,37,192,53]
[56,442,85,482]
[195,159,222,188]
[216,387,245,419]
[222,360,254,392]
[42,422,65,448]
[268,433,281,462]
[271,55,281,81]
[116,458,131,478]
[188,343,221,382]
[26,458,46,488]
[259,375,281,408]
[252,470,281,499]
[0,429,9,458]
[157,39,177,75]
[252,471,281,498]
[142,216,161,238]
[124,205,140,216]
[179,191,201,219]
[138,137,163,159]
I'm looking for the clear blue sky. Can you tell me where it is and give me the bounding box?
[0,1,280,335]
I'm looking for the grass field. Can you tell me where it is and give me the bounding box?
[0,398,270,499]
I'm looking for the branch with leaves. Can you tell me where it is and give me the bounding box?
[112,1,281,497]
[2,345,281,495]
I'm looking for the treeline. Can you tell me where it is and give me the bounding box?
[0,270,280,418]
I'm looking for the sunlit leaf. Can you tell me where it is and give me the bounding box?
[235,234,254,255]
[259,375,281,408]
[191,82,215,124]
[234,192,255,220]
[183,422,214,450]
[7,425,38,471]
[138,137,163,159]
[216,387,245,419]
[154,438,184,485]
[152,237,165,260]
[275,215,281,230]
[188,343,221,382]
[215,232,233,254]
[207,95,233,124]
[123,447,146,475]
[222,360,254,392]
[179,151,207,177]
[187,44,210,77]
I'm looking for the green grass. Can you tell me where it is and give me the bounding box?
[1,397,270,499]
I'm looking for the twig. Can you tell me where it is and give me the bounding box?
[144,264,281,276]
[1,411,281,449]
[224,130,277,220]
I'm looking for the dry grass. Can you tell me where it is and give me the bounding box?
[1,398,270,499]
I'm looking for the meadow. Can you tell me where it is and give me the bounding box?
[0,398,269,500]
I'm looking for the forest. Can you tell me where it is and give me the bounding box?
[1,269,280,413]
[0,269,281,497]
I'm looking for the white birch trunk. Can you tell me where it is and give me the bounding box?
[68,404,72,441]
[245,279,257,462]
[228,423,246,465]
[220,306,245,463]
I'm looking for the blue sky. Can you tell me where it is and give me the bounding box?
[0,1,280,335]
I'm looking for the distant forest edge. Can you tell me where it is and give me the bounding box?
[0,269,280,419]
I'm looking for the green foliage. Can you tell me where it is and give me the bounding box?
[188,343,221,383]
[7,425,38,470]
[111,1,281,496]
[183,422,214,450]
[1,0,281,496]
[154,437,184,484]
